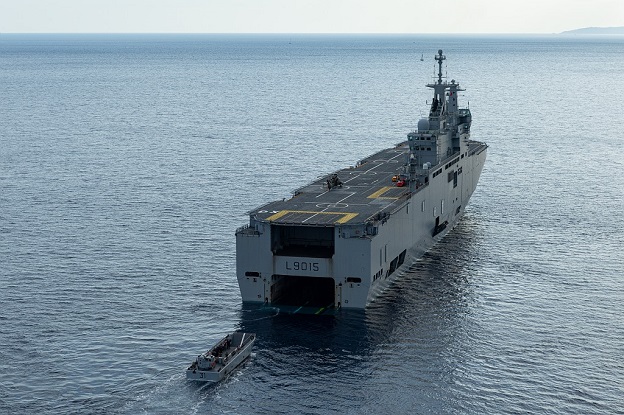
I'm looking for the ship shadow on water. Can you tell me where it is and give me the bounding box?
[374,213,484,341]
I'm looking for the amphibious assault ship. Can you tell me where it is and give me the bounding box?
[236,50,487,310]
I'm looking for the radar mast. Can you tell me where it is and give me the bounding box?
[435,49,446,84]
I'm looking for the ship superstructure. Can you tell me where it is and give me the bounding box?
[236,50,487,310]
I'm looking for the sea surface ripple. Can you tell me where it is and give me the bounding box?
[1,34,623,414]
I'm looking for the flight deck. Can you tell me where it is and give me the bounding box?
[250,142,415,227]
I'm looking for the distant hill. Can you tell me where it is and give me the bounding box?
[561,26,624,35]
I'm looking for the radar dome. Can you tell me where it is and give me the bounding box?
[418,118,430,132]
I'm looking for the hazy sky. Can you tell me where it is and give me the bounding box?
[1,0,622,34]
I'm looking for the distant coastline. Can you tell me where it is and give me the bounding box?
[561,26,624,35]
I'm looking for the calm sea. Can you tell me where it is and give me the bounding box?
[1,34,623,414]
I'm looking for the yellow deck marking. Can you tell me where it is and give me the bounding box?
[367,186,399,200]
[335,213,358,224]
[264,210,290,221]
[265,210,358,224]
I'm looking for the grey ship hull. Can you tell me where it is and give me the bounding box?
[236,141,487,310]
[236,50,486,310]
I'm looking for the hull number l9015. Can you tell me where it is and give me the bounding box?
[286,261,319,272]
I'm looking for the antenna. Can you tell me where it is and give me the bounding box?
[435,49,446,84]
